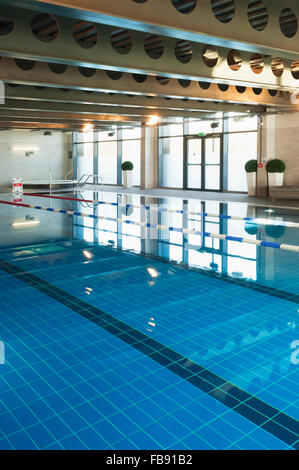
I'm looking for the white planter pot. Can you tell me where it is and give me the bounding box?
[123,170,133,188]
[246,172,256,196]
[268,172,284,187]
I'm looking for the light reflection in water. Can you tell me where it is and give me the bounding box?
[73,192,299,289]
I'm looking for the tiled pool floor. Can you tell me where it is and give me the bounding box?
[0,193,298,450]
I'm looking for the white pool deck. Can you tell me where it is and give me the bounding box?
[2,183,299,210]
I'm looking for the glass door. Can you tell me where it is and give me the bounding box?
[204,136,221,191]
[186,137,202,190]
[185,134,222,191]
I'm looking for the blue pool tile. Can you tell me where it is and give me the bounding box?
[114,438,139,450]
[181,433,214,450]
[0,218,299,451]
[108,413,140,437]
[93,419,126,444]
[59,434,88,450]
[0,412,22,436]
[43,416,72,440]
[77,427,109,450]
[144,423,177,448]
[8,431,37,450]
[0,438,14,450]
[26,424,56,449]
[128,430,163,450]
[236,436,267,450]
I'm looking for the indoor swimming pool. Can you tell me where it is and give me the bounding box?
[0,190,298,450]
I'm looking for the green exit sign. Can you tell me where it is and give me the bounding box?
[198,132,206,137]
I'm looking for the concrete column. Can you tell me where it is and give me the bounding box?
[140,126,158,189]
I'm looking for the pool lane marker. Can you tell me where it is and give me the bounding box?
[0,258,298,449]
[2,198,299,253]
[24,192,299,230]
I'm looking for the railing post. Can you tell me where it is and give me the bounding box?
[49,168,52,194]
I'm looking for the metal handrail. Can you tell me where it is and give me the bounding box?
[65,169,74,180]
[75,173,103,192]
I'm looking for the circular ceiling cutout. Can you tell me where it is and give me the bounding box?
[227,50,242,71]
[211,0,235,23]
[291,61,299,79]
[111,29,133,54]
[156,76,170,85]
[79,67,97,77]
[14,58,36,71]
[247,1,268,31]
[271,58,284,77]
[250,53,264,74]
[31,13,59,42]
[175,40,193,63]
[73,21,98,49]
[202,46,218,67]
[48,63,67,74]
[106,70,123,80]
[279,8,298,38]
[144,34,164,59]
[0,20,15,36]
[171,0,197,14]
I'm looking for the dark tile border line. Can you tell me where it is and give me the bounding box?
[0,259,298,450]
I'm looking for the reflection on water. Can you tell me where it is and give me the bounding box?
[71,192,299,292]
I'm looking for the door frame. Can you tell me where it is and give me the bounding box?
[183,133,224,192]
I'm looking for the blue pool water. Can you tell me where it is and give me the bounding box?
[0,190,298,450]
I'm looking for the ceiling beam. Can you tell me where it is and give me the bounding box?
[3,0,299,60]
[0,57,293,108]
[4,84,266,114]
[0,100,217,120]
[0,120,103,131]
[0,6,299,91]
[0,108,145,123]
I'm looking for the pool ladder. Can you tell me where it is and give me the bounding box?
[75,174,104,192]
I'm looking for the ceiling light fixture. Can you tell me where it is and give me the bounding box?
[83,123,94,133]
[147,115,161,126]
[12,146,40,152]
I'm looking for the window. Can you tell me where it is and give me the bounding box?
[227,113,258,192]
[158,113,258,193]
[74,125,141,187]
[122,139,141,186]
[76,132,93,179]
[99,141,117,184]
[159,136,184,188]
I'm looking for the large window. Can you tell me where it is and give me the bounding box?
[74,126,141,186]
[76,132,94,179]
[98,141,117,185]
[158,114,258,193]
[158,119,184,188]
[227,113,258,192]
[159,136,184,188]
[122,140,141,187]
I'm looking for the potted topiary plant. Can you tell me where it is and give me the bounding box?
[266,159,286,188]
[244,159,257,196]
[121,161,134,188]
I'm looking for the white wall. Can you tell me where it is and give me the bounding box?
[0,130,68,187]
[258,111,299,195]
